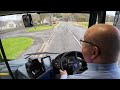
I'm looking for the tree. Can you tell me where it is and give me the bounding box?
[106,15,114,22]
[72,13,89,22]
[31,13,40,24]
[38,13,49,24]
[53,13,62,18]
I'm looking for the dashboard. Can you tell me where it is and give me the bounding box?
[15,51,87,79]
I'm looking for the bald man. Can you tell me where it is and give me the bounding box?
[60,24,120,79]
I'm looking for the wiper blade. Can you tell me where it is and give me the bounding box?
[24,52,60,59]
[25,52,60,56]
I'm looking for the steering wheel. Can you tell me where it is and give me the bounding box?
[52,51,87,75]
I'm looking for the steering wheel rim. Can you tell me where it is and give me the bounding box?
[60,51,87,75]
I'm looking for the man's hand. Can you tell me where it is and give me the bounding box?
[59,69,67,75]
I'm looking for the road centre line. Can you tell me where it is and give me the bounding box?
[37,23,60,57]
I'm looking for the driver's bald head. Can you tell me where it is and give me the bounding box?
[84,24,120,63]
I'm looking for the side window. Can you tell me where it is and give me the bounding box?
[113,11,120,30]
[105,11,115,26]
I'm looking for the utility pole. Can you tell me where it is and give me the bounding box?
[49,13,53,26]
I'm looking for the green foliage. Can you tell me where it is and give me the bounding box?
[73,22,88,28]
[26,25,53,32]
[80,22,88,28]
[54,13,62,18]
[26,23,58,32]
[73,14,89,22]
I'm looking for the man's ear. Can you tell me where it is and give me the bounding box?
[91,47,99,59]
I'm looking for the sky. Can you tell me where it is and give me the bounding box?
[0,11,116,21]
[0,14,23,21]
[106,11,116,16]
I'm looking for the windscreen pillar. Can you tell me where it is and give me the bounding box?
[98,11,106,24]
[0,53,2,63]
[88,12,97,28]
[0,40,2,62]
[0,39,14,79]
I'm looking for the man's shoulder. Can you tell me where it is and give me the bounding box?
[67,68,120,79]
[68,71,91,79]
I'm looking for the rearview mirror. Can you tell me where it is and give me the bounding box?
[22,14,33,27]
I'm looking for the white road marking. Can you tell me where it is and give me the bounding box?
[66,25,82,47]
[37,23,60,57]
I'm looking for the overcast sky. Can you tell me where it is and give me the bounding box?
[106,11,116,16]
[0,11,116,21]
[0,14,23,21]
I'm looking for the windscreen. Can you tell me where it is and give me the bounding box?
[0,12,117,60]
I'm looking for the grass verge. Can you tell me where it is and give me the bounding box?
[26,23,59,32]
[1,37,33,60]
[73,22,88,29]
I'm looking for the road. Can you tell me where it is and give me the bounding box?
[39,21,86,58]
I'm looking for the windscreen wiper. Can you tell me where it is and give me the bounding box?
[24,52,60,59]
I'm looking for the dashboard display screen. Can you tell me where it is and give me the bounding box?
[41,56,52,71]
